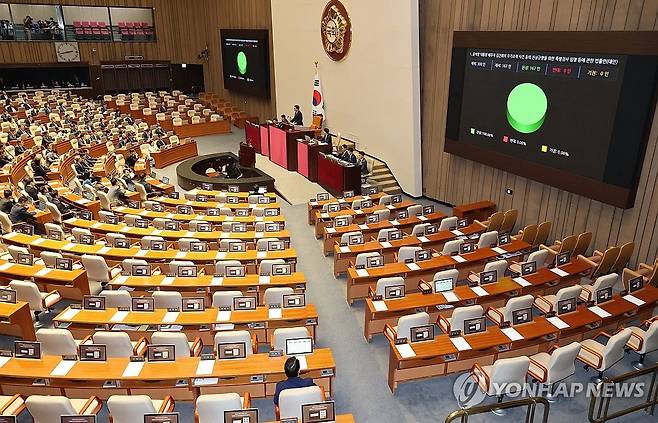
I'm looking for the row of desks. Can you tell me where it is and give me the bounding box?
[0,259,89,300]
[110,206,285,224]
[307,193,387,224]
[313,200,417,238]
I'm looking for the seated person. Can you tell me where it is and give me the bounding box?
[121,168,136,191]
[107,178,130,205]
[125,151,138,170]
[14,139,26,154]
[273,357,316,406]
[225,158,242,179]
[9,196,39,230]
[23,178,39,201]
[31,154,50,178]
[0,190,15,214]
[321,128,332,145]
[39,184,67,214]
[44,145,59,165]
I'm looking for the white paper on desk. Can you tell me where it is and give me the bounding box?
[390,220,400,226]
[0,262,14,271]
[418,216,428,221]
[406,263,421,271]
[337,199,345,203]
[115,275,129,284]
[492,247,507,254]
[372,301,388,312]
[110,311,129,322]
[163,311,179,323]
[418,236,430,243]
[297,355,308,371]
[50,359,76,376]
[91,222,103,229]
[217,310,231,322]
[502,327,524,341]
[214,323,235,331]
[471,286,488,297]
[59,308,81,320]
[185,200,193,205]
[78,198,90,205]
[136,249,148,257]
[119,226,131,233]
[257,251,267,259]
[547,316,570,329]
[122,361,145,377]
[0,356,10,368]
[96,247,111,255]
[550,268,569,277]
[589,306,612,318]
[395,343,416,359]
[325,227,336,233]
[151,229,162,236]
[380,241,392,248]
[31,238,46,245]
[452,255,467,263]
[513,277,532,287]
[623,294,645,306]
[62,242,76,250]
[225,216,234,221]
[451,230,464,236]
[339,246,350,253]
[386,205,395,210]
[183,232,195,238]
[166,213,175,219]
[356,268,369,277]
[450,336,472,351]
[196,360,215,376]
[269,308,282,319]
[211,277,223,286]
[175,251,187,259]
[215,252,227,260]
[259,276,271,285]
[3,232,17,240]
[161,277,175,285]
[255,232,264,238]
[358,224,369,230]
[320,213,329,219]
[34,268,52,277]
[194,377,219,386]
[138,210,149,216]
[310,201,318,206]
[443,292,459,303]
[195,215,205,220]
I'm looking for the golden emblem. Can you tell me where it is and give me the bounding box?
[320,1,352,61]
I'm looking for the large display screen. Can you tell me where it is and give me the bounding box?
[220,29,269,98]
[446,33,658,208]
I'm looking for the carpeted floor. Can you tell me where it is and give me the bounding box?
[4,132,657,422]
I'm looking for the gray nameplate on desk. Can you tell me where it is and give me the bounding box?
[269,350,283,357]
[250,374,264,383]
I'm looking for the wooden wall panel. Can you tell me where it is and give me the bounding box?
[420,0,658,267]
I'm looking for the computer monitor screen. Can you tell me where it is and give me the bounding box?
[152,203,165,212]
[233,296,257,310]
[463,317,486,335]
[498,232,511,245]
[265,222,281,232]
[190,242,208,252]
[201,183,213,190]
[217,342,246,359]
[13,223,34,235]
[434,278,454,293]
[83,295,105,310]
[389,230,402,241]
[226,265,246,277]
[272,263,292,276]
[348,234,364,245]
[302,402,336,423]
[150,240,166,251]
[257,196,269,204]
[79,344,107,362]
[227,196,239,204]
[343,190,354,198]
[0,289,16,304]
[161,177,170,185]
[557,298,576,315]
[168,191,178,199]
[265,208,279,216]
[196,194,208,202]
[283,294,305,308]
[144,413,179,423]
[80,234,95,245]
[361,199,373,209]
[220,29,270,97]
[114,238,130,248]
[61,415,96,423]
[230,186,241,194]
[132,297,154,312]
[556,252,570,266]
[367,187,379,195]
[512,307,533,325]
[164,221,180,231]
[285,337,313,356]
[14,341,40,359]
[366,255,384,268]
[423,205,435,215]
[178,266,197,277]
[231,223,247,233]
[224,409,258,423]
[415,249,431,262]
[317,193,330,201]
[410,325,435,342]
[457,218,468,228]
[384,285,405,300]
[391,194,402,203]
[268,240,285,251]
[425,224,438,235]
[17,253,33,266]
[80,211,92,221]
[228,241,246,252]
[47,229,62,240]
[596,287,613,304]
[334,217,349,227]
[56,258,73,271]
[460,242,475,254]
[521,261,537,276]
[197,223,212,233]
[147,345,175,362]
[629,276,644,293]
[479,270,497,285]
[207,208,220,216]
[135,219,149,229]
[182,297,205,312]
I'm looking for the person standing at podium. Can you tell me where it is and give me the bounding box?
[290,105,303,125]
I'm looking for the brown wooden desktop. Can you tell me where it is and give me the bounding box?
[152,141,199,169]
[0,301,36,341]
[307,193,387,224]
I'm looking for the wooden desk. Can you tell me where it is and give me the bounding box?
[307,193,387,225]
[145,177,175,194]
[0,301,36,340]
[106,207,286,225]
[50,183,102,220]
[152,141,198,169]
[453,201,497,224]
[314,200,417,238]
[363,258,594,340]
[185,189,277,201]
[0,349,336,401]
[317,153,361,197]
[148,197,281,211]
[54,305,319,346]
[0,259,89,301]
[386,286,658,393]
[267,416,355,423]
[297,140,332,182]
[268,126,315,171]
[173,119,231,138]
[345,240,531,304]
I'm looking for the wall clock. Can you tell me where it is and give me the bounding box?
[321,0,352,61]
[55,42,81,63]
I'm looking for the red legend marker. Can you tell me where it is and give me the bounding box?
[502,136,509,143]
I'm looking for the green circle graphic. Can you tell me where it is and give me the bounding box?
[506,83,547,134]
[237,51,248,75]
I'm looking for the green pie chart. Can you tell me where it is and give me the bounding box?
[506,83,547,133]
[237,51,247,75]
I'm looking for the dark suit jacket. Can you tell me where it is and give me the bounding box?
[273,377,316,406]
[291,110,303,125]
[9,204,34,224]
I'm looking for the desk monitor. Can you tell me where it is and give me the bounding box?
[17,253,33,266]
[190,242,208,252]
[265,208,279,216]
[463,317,486,335]
[152,203,165,212]
[425,224,438,235]
[178,266,197,278]
[132,297,155,312]
[135,219,149,229]
[434,278,454,293]
[80,234,95,245]
[111,236,129,249]
[14,341,40,359]
[56,258,73,271]
[0,289,16,304]
[13,223,34,235]
[348,233,364,245]
[366,214,379,224]
[389,230,402,241]
[177,205,192,215]
[285,337,313,356]
[391,194,402,204]
[317,193,330,201]
[521,261,537,276]
[230,186,241,194]
[201,183,213,190]
[80,210,92,221]
[596,287,613,304]
[397,210,409,219]
[367,187,379,195]
[150,240,166,251]
[283,293,305,308]
[197,222,212,232]
[384,285,405,300]
[61,416,96,423]
[128,201,140,209]
[498,232,511,245]
[226,265,246,277]
[47,229,62,241]
[410,325,435,342]
[229,241,246,252]
[233,296,257,310]
[366,255,384,268]
[207,208,220,217]
[265,222,281,232]
[556,252,570,266]
[343,190,354,199]
[415,249,431,262]
[83,295,105,310]
[0,417,15,423]
[257,196,270,205]
[164,221,180,231]
[144,413,179,423]
[162,177,171,186]
[79,344,107,362]
[459,242,475,254]
[334,216,349,228]
[147,344,175,362]
[218,342,247,360]
[479,270,497,285]
[423,205,435,215]
[557,298,577,315]
[196,194,208,202]
[268,240,285,251]
[231,222,247,233]
[512,307,533,325]
[361,199,373,209]
[457,218,468,228]
[629,276,644,293]
[182,297,205,312]
[272,263,292,276]
[224,409,258,423]
[227,196,239,204]
[234,208,249,217]
[327,204,340,213]
[106,215,119,225]
[302,402,336,423]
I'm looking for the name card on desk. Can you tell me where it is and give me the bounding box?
[326,227,336,233]
[550,268,569,277]
[372,301,388,312]
[196,359,215,376]
[450,336,472,351]
[136,250,148,257]
[59,308,81,321]
[395,343,416,359]
[31,238,46,246]
[163,311,179,323]
[215,252,227,260]
[443,292,459,303]
[451,230,464,236]
[513,277,532,287]
[502,327,524,341]
[418,236,430,243]
[380,241,392,248]
[50,359,76,376]
[115,275,129,284]
[338,246,350,253]
[122,360,145,377]
[268,308,282,319]
[259,276,271,285]
[390,220,400,226]
[320,213,330,219]
[97,247,111,254]
[0,262,16,271]
[547,316,569,329]
[470,286,488,297]
[406,263,421,271]
[217,310,231,321]
[492,247,507,254]
[452,255,467,263]
[588,306,612,318]
[0,355,11,368]
[161,277,175,285]
[211,277,223,286]
[622,294,645,306]
[356,268,369,278]
[34,268,53,277]
[175,251,187,259]
[110,311,129,322]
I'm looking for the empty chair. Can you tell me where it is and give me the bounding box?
[25,395,102,423]
[471,356,530,411]
[7,245,29,262]
[0,211,12,233]
[373,209,390,221]
[384,312,429,340]
[372,276,405,297]
[257,238,280,251]
[625,319,658,369]
[407,204,423,217]
[278,386,324,421]
[438,304,484,334]
[195,393,250,423]
[527,342,582,402]
[410,223,430,237]
[396,246,422,263]
[151,331,202,357]
[577,328,633,382]
[71,227,94,244]
[36,328,79,356]
[178,238,201,251]
[9,280,61,319]
[441,239,464,255]
[438,216,458,231]
[212,291,243,309]
[468,259,507,284]
[534,285,582,315]
[140,235,165,249]
[515,224,538,244]
[354,252,381,268]
[107,395,175,423]
[379,195,393,206]
[121,259,155,275]
[477,211,503,232]
[477,230,499,249]
[340,230,363,245]
[106,233,128,247]
[215,260,242,275]
[610,241,634,274]
[189,220,209,232]
[533,221,552,247]
[499,209,518,233]
[579,273,618,302]
[220,239,243,250]
[82,255,121,291]
[152,291,182,309]
[543,234,577,259]
[44,223,68,240]
[272,327,311,351]
[509,249,549,274]
[92,331,147,358]
[264,287,294,306]
[572,231,593,257]
[215,330,256,356]
[99,290,132,309]
[168,260,195,276]
[485,294,534,326]
[260,259,286,276]
[152,217,169,229]
[376,228,399,242]
[0,394,25,417]
[588,246,621,279]
[123,214,139,226]
[39,251,64,268]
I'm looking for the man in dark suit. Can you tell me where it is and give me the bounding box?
[273,357,316,406]
[345,147,357,164]
[321,128,332,145]
[290,105,303,125]
[9,196,37,226]
[0,190,15,214]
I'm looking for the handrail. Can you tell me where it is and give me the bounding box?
[588,361,658,422]
[445,397,550,423]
